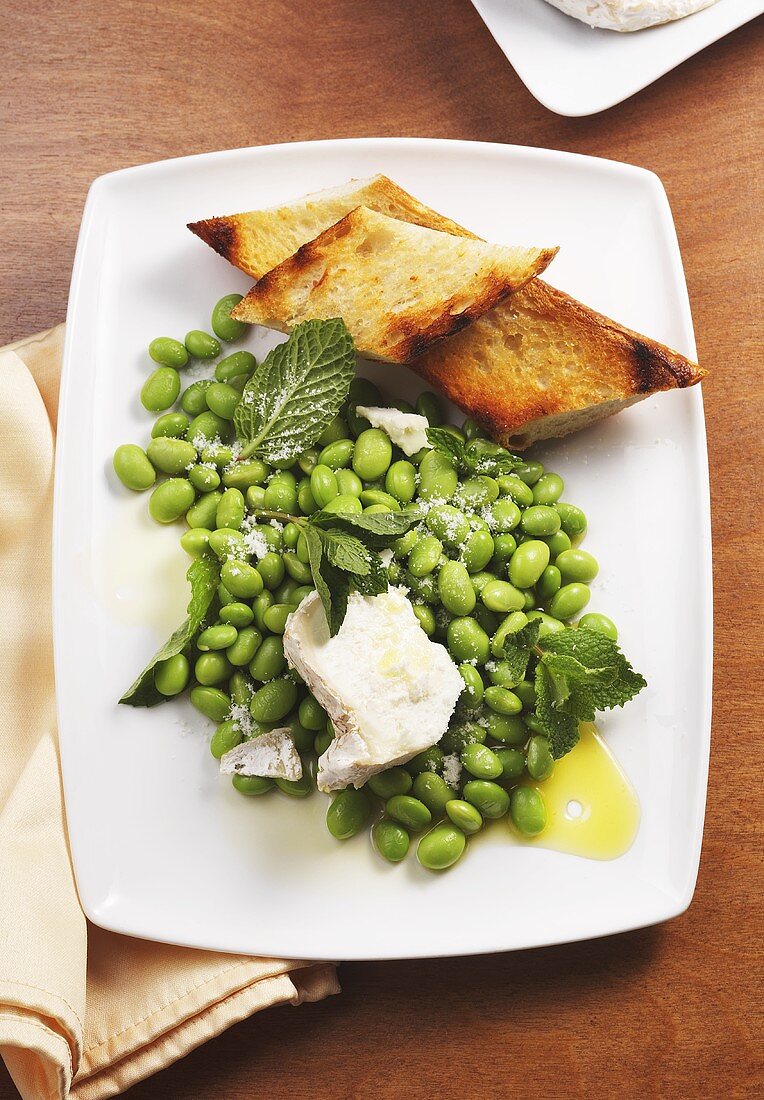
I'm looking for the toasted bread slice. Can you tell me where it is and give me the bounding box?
[230,207,557,363]
[188,175,476,281]
[412,279,705,448]
[189,175,704,446]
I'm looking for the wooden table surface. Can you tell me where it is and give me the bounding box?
[2,2,763,1096]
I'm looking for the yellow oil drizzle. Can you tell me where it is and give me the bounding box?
[508,723,640,860]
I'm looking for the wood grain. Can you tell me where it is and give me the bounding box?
[1,1,763,1097]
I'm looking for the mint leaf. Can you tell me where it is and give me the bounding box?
[321,563,351,636]
[303,525,329,615]
[500,619,540,683]
[318,529,372,575]
[531,627,647,758]
[303,525,350,636]
[466,439,525,477]
[542,629,646,713]
[234,318,355,463]
[534,664,581,759]
[349,551,388,597]
[302,515,403,635]
[309,508,416,548]
[120,553,220,707]
[426,427,523,478]
[426,427,465,468]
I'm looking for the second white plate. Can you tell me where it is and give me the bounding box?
[471,0,764,116]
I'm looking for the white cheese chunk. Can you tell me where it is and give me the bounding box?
[356,405,431,457]
[219,727,302,781]
[283,587,463,792]
[542,0,719,32]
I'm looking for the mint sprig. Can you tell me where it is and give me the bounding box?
[120,553,220,707]
[256,507,417,636]
[234,318,355,463]
[501,625,647,759]
[309,508,415,546]
[501,619,541,683]
[426,428,525,478]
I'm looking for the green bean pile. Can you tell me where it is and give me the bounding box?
[114,293,619,872]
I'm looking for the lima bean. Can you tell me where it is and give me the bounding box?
[249,635,286,681]
[249,678,297,723]
[386,794,432,831]
[318,439,354,470]
[226,626,262,666]
[185,329,220,359]
[154,653,189,696]
[232,775,274,796]
[210,719,241,759]
[412,771,454,815]
[447,617,490,665]
[372,818,410,862]
[190,685,231,722]
[556,549,599,584]
[141,367,180,412]
[578,612,618,640]
[445,799,483,835]
[113,444,156,491]
[508,540,550,588]
[417,824,466,870]
[206,382,240,420]
[151,412,190,439]
[216,488,245,530]
[149,336,188,368]
[211,294,246,342]
[463,780,510,819]
[149,478,195,523]
[549,582,591,621]
[352,429,392,480]
[221,559,264,598]
[326,789,371,839]
[510,786,547,836]
[385,460,417,503]
[438,561,476,616]
[526,736,555,781]
[189,465,221,492]
[215,350,256,382]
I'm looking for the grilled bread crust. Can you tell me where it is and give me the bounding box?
[230,207,557,364]
[187,175,477,281]
[412,279,705,448]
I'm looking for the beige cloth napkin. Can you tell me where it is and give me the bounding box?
[0,326,339,1100]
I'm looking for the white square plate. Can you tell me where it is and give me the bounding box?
[471,0,764,116]
[55,138,712,960]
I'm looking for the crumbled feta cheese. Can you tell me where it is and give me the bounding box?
[219,727,302,781]
[356,406,431,457]
[228,701,256,740]
[442,753,462,789]
[283,587,463,791]
[241,515,271,560]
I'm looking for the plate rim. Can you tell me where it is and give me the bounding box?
[54,137,713,960]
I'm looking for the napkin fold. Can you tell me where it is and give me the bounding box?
[0,327,339,1100]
